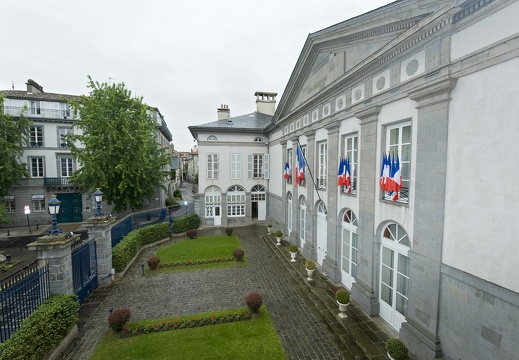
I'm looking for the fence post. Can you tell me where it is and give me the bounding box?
[85,216,116,285]
[27,233,81,295]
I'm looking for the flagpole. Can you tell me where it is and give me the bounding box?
[296,140,323,203]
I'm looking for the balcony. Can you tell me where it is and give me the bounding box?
[44,177,74,186]
[4,106,76,120]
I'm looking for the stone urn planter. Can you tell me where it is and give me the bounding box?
[385,338,408,360]
[275,230,283,246]
[267,224,272,234]
[289,245,298,263]
[335,289,350,318]
[305,259,316,280]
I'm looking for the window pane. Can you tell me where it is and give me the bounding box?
[390,128,399,146]
[396,273,409,296]
[396,293,408,316]
[381,284,392,305]
[402,144,411,162]
[382,247,394,268]
[402,125,411,143]
[398,254,410,275]
[381,265,393,286]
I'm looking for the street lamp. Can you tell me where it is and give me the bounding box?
[47,195,62,235]
[184,200,188,215]
[94,188,104,216]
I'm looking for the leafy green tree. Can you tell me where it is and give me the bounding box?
[67,77,170,213]
[0,95,31,223]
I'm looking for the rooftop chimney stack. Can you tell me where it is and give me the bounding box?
[26,79,44,94]
[255,91,277,116]
[217,104,230,120]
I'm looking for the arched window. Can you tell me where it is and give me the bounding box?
[316,201,327,264]
[340,209,358,289]
[300,196,307,243]
[379,222,410,330]
[207,135,218,141]
[227,185,246,217]
[287,192,293,234]
[204,186,221,218]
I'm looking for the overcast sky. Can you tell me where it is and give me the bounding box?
[2,0,394,152]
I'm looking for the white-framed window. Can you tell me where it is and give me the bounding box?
[205,185,221,218]
[384,122,411,202]
[379,222,411,330]
[58,127,73,148]
[250,185,266,201]
[59,103,70,118]
[207,153,219,179]
[248,154,269,179]
[230,154,242,180]
[341,209,358,282]
[29,126,43,147]
[4,196,15,213]
[317,141,327,189]
[207,135,218,142]
[300,196,307,243]
[60,158,74,177]
[30,157,44,178]
[31,194,45,212]
[287,192,293,234]
[30,100,41,115]
[343,134,358,194]
[227,185,246,217]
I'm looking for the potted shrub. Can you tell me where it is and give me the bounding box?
[386,338,408,360]
[108,308,132,333]
[335,289,350,318]
[147,256,160,270]
[289,244,298,263]
[275,230,283,246]
[267,223,272,234]
[305,259,316,280]
[246,292,263,313]
[225,227,233,236]
[232,248,245,262]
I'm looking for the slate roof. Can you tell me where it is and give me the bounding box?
[189,111,272,137]
[0,90,79,102]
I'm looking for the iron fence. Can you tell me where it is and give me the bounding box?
[0,262,50,342]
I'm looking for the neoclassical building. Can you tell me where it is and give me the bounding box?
[195,0,519,358]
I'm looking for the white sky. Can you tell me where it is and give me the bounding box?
[2,0,394,152]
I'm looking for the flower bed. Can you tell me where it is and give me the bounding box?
[122,310,252,337]
[158,256,235,268]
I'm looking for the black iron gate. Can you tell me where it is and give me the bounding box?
[71,240,98,304]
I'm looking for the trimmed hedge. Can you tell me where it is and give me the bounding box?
[171,214,201,234]
[112,222,170,272]
[0,294,79,360]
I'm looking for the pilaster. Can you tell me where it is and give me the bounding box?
[303,130,316,260]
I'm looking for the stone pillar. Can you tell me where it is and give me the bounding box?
[290,136,300,246]
[323,120,341,281]
[303,130,316,260]
[85,216,117,284]
[399,77,457,359]
[27,233,81,295]
[351,105,381,316]
[280,141,288,234]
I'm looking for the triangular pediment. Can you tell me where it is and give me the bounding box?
[275,0,452,120]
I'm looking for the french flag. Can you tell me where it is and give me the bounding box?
[389,153,402,201]
[295,145,306,185]
[380,153,390,192]
[283,162,291,179]
[344,158,351,193]
[337,158,345,186]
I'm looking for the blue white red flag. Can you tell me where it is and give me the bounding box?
[389,153,401,201]
[283,162,291,179]
[380,153,391,192]
[295,145,306,185]
[338,158,345,186]
[344,158,351,193]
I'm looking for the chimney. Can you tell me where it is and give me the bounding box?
[26,79,44,94]
[217,104,230,120]
[255,91,277,116]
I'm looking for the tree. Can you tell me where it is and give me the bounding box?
[67,77,170,213]
[0,95,31,223]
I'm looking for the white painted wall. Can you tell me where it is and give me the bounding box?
[451,1,519,61]
[444,58,519,293]
[269,143,283,196]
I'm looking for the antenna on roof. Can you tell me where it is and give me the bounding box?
[11,81,14,90]
[108,77,116,85]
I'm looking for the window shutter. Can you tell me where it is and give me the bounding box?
[237,154,242,179]
[264,154,270,179]
[207,154,212,179]
[247,154,253,179]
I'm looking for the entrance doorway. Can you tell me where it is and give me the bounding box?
[57,193,83,223]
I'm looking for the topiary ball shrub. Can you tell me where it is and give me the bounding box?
[246,292,263,313]
[147,256,160,270]
[225,227,233,236]
[289,244,298,253]
[386,338,408,360]
[108,308,132,333]
[186,229,198,239]
[233,248,245,262]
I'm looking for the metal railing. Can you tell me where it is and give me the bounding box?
[44,177,74,186]
[4,106,76,120]
[0,262,50,342]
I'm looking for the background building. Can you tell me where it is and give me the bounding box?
[1,79,174,227]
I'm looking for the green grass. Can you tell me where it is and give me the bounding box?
[91,307,286,360]
[148,235,247,273]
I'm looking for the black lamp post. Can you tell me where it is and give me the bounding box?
[184,201,188,215]
[47,195,62,235]
[94,188,104,216]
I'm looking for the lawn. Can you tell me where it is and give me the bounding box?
[149,235,246,273]
[91,307,286,360]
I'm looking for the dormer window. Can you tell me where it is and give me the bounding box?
[207,135,218,142]
[254,137,263,142]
